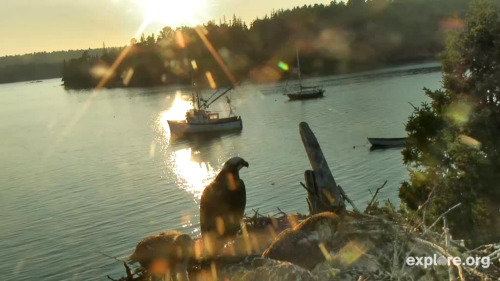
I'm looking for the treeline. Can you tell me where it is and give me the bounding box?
[0,63,61,84]
[0,48,121,84]
[63,0,470,89]
[20,0,472,88]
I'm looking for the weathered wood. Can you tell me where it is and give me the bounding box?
[299,122,345,213]
[304,170,318,214]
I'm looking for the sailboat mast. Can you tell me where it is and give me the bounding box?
[296,47,302,88]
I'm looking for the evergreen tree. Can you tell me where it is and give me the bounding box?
[400,0,500,245]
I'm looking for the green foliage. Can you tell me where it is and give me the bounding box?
[400,0,500,245]
[62,0,470,89]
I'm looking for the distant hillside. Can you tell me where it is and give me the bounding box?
[0,47,122,84]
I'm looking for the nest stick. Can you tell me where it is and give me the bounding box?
[367,180,387,209]
[424,203,462,234]
[413,237,465,281]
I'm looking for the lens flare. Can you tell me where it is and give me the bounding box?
[278,61,289,71]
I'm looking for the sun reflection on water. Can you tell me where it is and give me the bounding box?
[170,148,216,200]
[156,92,217,201]
[160,92,193,121]
[158,92,192,141]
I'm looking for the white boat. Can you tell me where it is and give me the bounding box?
[167,87,243,135]
[368,137,407,148]
[284,48,325,101]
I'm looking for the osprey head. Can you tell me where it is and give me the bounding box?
[222,157,249,173]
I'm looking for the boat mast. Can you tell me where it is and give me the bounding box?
[296,47,302,88]
[191,83,196,110]
[191,72,201,111]
[195,83,201,110]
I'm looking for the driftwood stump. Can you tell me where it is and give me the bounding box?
[299,122,346,214]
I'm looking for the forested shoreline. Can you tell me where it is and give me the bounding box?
[0,0,468,88]
[60,0,468,89]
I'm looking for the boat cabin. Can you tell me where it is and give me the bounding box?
[185,109,220,123]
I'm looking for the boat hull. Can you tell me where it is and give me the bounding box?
[368,137,407,148]
[168,117,242,135]
[286,89,325,101]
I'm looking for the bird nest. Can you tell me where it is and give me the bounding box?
[108,208,500,281]
[107,123,500,280]
[241,208,309,234]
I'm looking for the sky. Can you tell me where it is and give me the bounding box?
[0,0,332,56]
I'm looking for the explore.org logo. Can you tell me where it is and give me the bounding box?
[406,254,491,269]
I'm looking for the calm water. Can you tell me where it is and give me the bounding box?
[0,63,441,280]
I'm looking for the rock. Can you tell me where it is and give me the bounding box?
[262,212,340,270]
[130,231,192,280]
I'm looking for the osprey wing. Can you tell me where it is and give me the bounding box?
[200,179,227,233]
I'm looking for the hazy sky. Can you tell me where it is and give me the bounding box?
[0,0,332,56]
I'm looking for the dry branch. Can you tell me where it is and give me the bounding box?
[424,203,462,235]
[413,237,465,281]
[366,180,387,210]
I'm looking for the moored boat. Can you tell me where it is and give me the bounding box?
[167,113,242,135]
[167,87,243,136]
[286,86,325,100]
[368,137,407,148]
[284,48,325,101]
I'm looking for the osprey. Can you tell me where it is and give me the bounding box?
[200,157,249,238]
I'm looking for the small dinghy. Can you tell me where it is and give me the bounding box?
[368,137,407,148]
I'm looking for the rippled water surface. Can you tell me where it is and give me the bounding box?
[0,63,441,280]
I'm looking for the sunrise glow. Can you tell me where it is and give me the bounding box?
[134,0,208,27]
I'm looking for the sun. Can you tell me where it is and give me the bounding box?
[134,0,207,27]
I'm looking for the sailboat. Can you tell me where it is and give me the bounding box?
[284,49,325,101]
[167,85,243,135]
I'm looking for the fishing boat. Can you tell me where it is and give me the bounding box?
[368,137,407,148]
[167,86,242,135]
[284,49,325,101]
